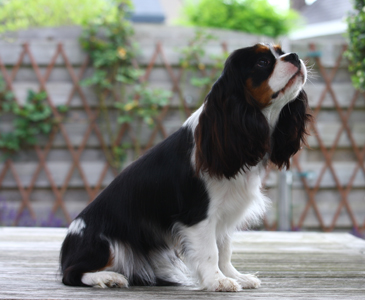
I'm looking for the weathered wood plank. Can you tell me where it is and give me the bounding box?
[263,188,365,229]
[0,25,265,66]
[0,40,86,66]
[2,111,365,149]
[1,187,364,229]
[10,81,203,108]
[290,43,349,68]
[0,228,364,299]
[1,160,363,188]
[306,83,364,108]
[1,25,347,67]
[9,80,365,110]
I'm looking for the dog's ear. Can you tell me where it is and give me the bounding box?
[270,90,312,169]
[194,78,270,179]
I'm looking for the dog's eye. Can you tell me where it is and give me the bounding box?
[256,58,271,68]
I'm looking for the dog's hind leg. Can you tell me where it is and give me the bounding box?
[60,233,128,288]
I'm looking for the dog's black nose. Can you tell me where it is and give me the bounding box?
[283,53,300,68]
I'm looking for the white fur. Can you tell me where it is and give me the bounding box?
[67,218,86,236]
[269,53,307,92]
[104,239,191,286]
[81,271,128,288]
[217,234,261,289]
[177,220,241,291]
[265,56,307,129]
[106,240,155,284]
[268,53,298,92]
[183,105,203,129]
[150,249,192,285]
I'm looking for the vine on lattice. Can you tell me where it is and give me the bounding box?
[178,29,228,107]
[80,0,171,170]
[0,76,67,160]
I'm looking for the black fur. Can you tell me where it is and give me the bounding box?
[270,90,311,169]
[194,47,273,180]
[194,86,270,180]
[60,127,209,286]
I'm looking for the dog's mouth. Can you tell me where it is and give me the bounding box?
[271,65,303,99]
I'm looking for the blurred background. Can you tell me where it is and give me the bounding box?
[0,0,364,237]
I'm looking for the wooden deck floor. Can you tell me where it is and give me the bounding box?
[0,227,364,300]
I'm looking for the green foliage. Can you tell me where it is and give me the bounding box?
[178,29,228,106]
[0,79,66,159]
[345,0,365,91]
[116,85,170,127]
[0,0,123,33]
[80,1,171,170]
[178,0,299,38]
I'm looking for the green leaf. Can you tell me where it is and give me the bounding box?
[117,115,133,124]
[191,77,212,87]
[57,105,68,113]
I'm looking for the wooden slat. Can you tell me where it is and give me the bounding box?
[0,26,349,67]
[0,161,363,189]
[0,228,364,299]
[2,115,364,148]
[306,83,364,108]
[1,188,364,229]
[9,81,365,110]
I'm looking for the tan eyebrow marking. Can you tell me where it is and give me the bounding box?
[254,43,270,53]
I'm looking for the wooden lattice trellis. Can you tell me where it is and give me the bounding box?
[292,45,365,232]
[262,44,365,232]
[0,41,224,225]
[0,40,364,231]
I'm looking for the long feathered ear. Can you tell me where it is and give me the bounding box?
[270,90,312,169]
[194,78,270,180]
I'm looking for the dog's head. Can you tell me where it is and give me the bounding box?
[195,44,312,179]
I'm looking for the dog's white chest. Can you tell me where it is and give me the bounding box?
[204,166,268,235]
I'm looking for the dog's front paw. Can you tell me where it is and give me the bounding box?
[204,277,241,292]
[81,271,129,288]
[235,273,261,289]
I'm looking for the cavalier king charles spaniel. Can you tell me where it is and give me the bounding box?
[60,43,311,292]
